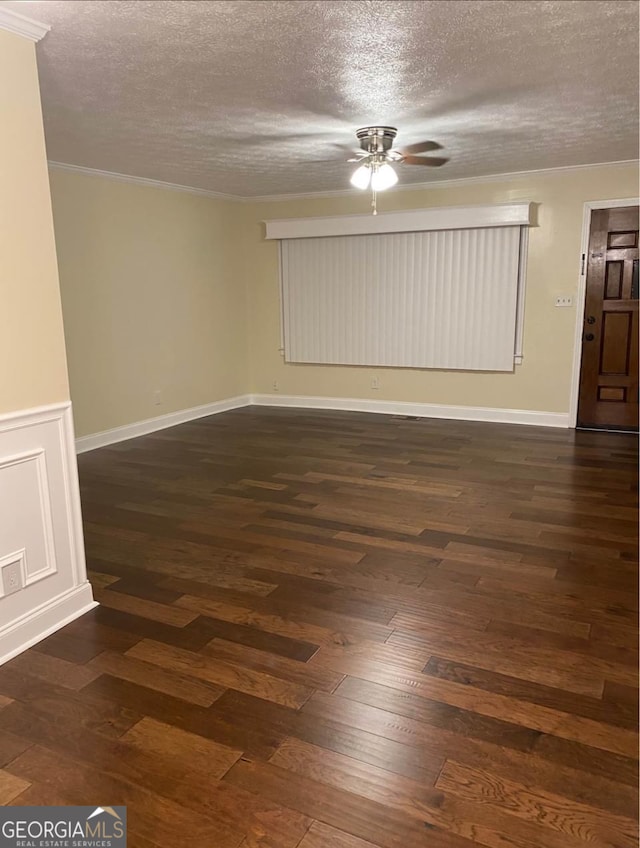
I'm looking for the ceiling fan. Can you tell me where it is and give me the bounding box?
[346,126,448,213]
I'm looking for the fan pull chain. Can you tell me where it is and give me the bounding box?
[372,187,377,215]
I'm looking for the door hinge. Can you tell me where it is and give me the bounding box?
[580,253,586,275]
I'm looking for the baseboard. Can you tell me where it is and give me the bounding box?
[75,391,569,454]
[75,394,252,453]
[0,582,96,666]
[249,393,569,428]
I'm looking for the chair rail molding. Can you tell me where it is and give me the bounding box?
[0,402,95,665]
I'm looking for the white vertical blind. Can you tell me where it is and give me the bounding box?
[281,226,524,372]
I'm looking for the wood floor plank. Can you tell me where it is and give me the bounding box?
[312,653,622,760]
[212,689,446,785]
[591,621,639,649]
[121,716,242,778]
[223,758,475,848]
[484,619,639,669]
[236,807,313,848]
[532,731,639,787]
[0,649,101,691]
[4,701,305,845]
[0,408,635,848]
[303,689,542,754]
[202,639,342,693]
[80,674,282,759]
[0,769,31,804]
[173,591,393,648]
[436,760,638,848]
[87,569,120,589]
[298,821,381,848]
[269,738,606,848]
[0,667,140,739]
[125,638,313,708]
[423,656,639,737]
[386,630,609,696]
[94,586,199,627]
[0,729,33,769]
[86,649,226,706]
[7,745,244,848]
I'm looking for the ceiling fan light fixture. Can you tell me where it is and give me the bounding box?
[371,162,398,191]
[345,127,446,213]
[350,163,371,190]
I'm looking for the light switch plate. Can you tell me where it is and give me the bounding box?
[555,296,573,307]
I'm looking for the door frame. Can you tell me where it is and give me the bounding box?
[568,197,640,428]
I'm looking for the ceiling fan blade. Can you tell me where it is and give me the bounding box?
[398,140,442,155]
[330,143,363,155]
[401,155,449,167]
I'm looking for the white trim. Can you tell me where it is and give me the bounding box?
[0,449,58,587]
[250,161,639,203]
[75,395,251,453]
[0,401,94,665]
[277,240,286,352]
[265,203,533,241]
[0,7,50,42]
[0,401,70,429]
[568,197,640,428]
[47,159,639,205]
[74,393,568,455]
[249,393,568,428]
[514,227,529,361]
[0,403,88,587]
[0,548,27,594]
[48,161,239,202]
[0,583,96,666]
[60,405,89,586]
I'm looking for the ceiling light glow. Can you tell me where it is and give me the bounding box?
[371,163,398,191]
[350,163,371,190]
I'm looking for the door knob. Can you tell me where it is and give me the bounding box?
[584,333,595,341]
[586,316,596,324]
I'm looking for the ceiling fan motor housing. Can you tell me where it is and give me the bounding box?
[356,126,398,154]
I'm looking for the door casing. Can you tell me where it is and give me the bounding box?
[569,197,640,428]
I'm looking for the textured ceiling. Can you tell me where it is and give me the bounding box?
[3,0,639,197]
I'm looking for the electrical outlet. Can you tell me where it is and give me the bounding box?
[371,376,380,390]
[2,561,23,596]
[273,380,279,392]
[555,296,573,308]
[153,390,162,406]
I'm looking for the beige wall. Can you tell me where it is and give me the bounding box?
[242,163,639,413]
[51,162,637,438]
[50,169,248,437]
[0,30,70,414]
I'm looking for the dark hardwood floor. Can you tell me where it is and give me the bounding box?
[0,406,638,847]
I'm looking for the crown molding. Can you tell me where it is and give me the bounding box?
[47,158,639,205]
[246,159,639,203]
[47,161,240,202]
[0,7,50,42]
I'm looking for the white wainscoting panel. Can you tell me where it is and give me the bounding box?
[0,403,95,664]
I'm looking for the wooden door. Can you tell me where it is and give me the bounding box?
[577,206,639,430]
